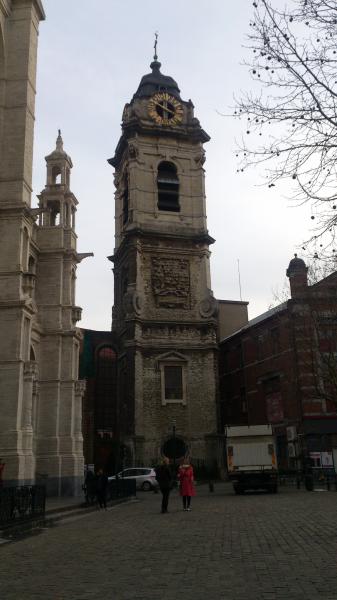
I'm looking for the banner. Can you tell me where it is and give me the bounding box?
[266,391,284,424]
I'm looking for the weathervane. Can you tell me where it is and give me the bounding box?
[154,31,158,61]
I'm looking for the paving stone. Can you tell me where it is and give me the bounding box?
[1,484,337,599]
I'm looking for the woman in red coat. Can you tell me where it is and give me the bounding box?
[178,459,195,511]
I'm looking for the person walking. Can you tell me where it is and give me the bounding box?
[0,458,5,490]
[96,469,108,510]
[178,459,195,511]
[84,468,96,505]
[155,457,173,514]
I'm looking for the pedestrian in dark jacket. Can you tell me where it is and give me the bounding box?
[96,469,108,510]
[84,469,96,505]
[0,458,5,489]
[155,457,173,514]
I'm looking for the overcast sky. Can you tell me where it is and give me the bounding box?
[32,0,312,331]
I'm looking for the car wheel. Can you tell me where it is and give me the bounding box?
[141,481,152,492]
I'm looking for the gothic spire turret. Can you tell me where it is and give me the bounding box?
[38,133,77,228]
[45,130,72,165]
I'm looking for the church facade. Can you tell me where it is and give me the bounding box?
[0,1,89,495]
[0,2,249,493]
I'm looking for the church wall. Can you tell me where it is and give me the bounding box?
[115,136,207,247]
[0,0,43,205]
[0,1,44,486]
[136,347,218,466]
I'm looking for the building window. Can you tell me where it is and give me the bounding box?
[122,174,129,225]
[240,387,247,413]
[160,362,186,405]
[157,161,180,212]
[236,343,244,368]
[270,327,280,355]
[257,335,264,361]
[165,366,182,399]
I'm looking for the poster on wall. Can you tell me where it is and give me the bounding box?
[266,392,284,424]
[309,451,334,468]
[321,452,333,468]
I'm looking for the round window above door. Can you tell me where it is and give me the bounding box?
[162,437,187,461]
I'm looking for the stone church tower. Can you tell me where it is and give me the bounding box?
[108,54,220,467]
[0,1,88,495]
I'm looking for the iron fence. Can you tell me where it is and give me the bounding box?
[107,478,136,500]
[0,485,46,529]
[84,478,137,505]
[278,470,337,491]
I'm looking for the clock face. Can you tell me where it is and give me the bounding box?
[148,92,183,126]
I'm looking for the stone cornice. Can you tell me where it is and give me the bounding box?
[12,0,45,20]
[36,248,78,260]
[109,121,210,169]
[109,229,215,263]
[0,0,11,17]
[40,329,83,341]
[0,299,37,315]
[0,202,34,220]
[124,340,218,352]
[33,0,45,20]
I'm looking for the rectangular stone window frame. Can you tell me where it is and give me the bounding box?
[160,361,187,406]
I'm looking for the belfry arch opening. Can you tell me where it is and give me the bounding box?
[157,161,180,212]
[28,255,36,274]
[122,173,129,225]
[52,166,62,185]
[22,228,30,271]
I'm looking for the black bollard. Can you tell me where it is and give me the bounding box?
[326,475,330,491]
[304,473,314,491]
[296,474,301,489]
[208,480,214,493]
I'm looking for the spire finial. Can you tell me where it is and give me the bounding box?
[56,129,63,151]
[154,31,158,61]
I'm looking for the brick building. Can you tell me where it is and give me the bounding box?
[219,256,337,470]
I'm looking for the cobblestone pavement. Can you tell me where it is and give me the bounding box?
[1,483,337,600]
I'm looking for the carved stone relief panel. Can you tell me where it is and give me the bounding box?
[151,257,190,309]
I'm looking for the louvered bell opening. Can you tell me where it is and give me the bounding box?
[157,162,180,212]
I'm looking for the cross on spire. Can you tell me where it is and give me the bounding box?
[56,129,63,151]
[154,31,158,61]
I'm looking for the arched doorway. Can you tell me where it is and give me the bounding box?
[94,346,117,474]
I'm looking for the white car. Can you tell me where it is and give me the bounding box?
[109,467,159,491]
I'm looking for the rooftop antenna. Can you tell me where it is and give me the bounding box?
[237,259,242,301]
[154,31,159,61]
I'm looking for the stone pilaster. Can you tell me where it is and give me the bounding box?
[0,1,44,487]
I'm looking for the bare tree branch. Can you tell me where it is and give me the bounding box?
[234,0,337,254]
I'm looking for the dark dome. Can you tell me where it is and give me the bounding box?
[132,60,181,101]
[286,254,307,276]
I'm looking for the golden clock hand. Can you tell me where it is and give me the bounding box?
[155,102,176,117]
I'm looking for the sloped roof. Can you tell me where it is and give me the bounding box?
[220,301,287,343]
